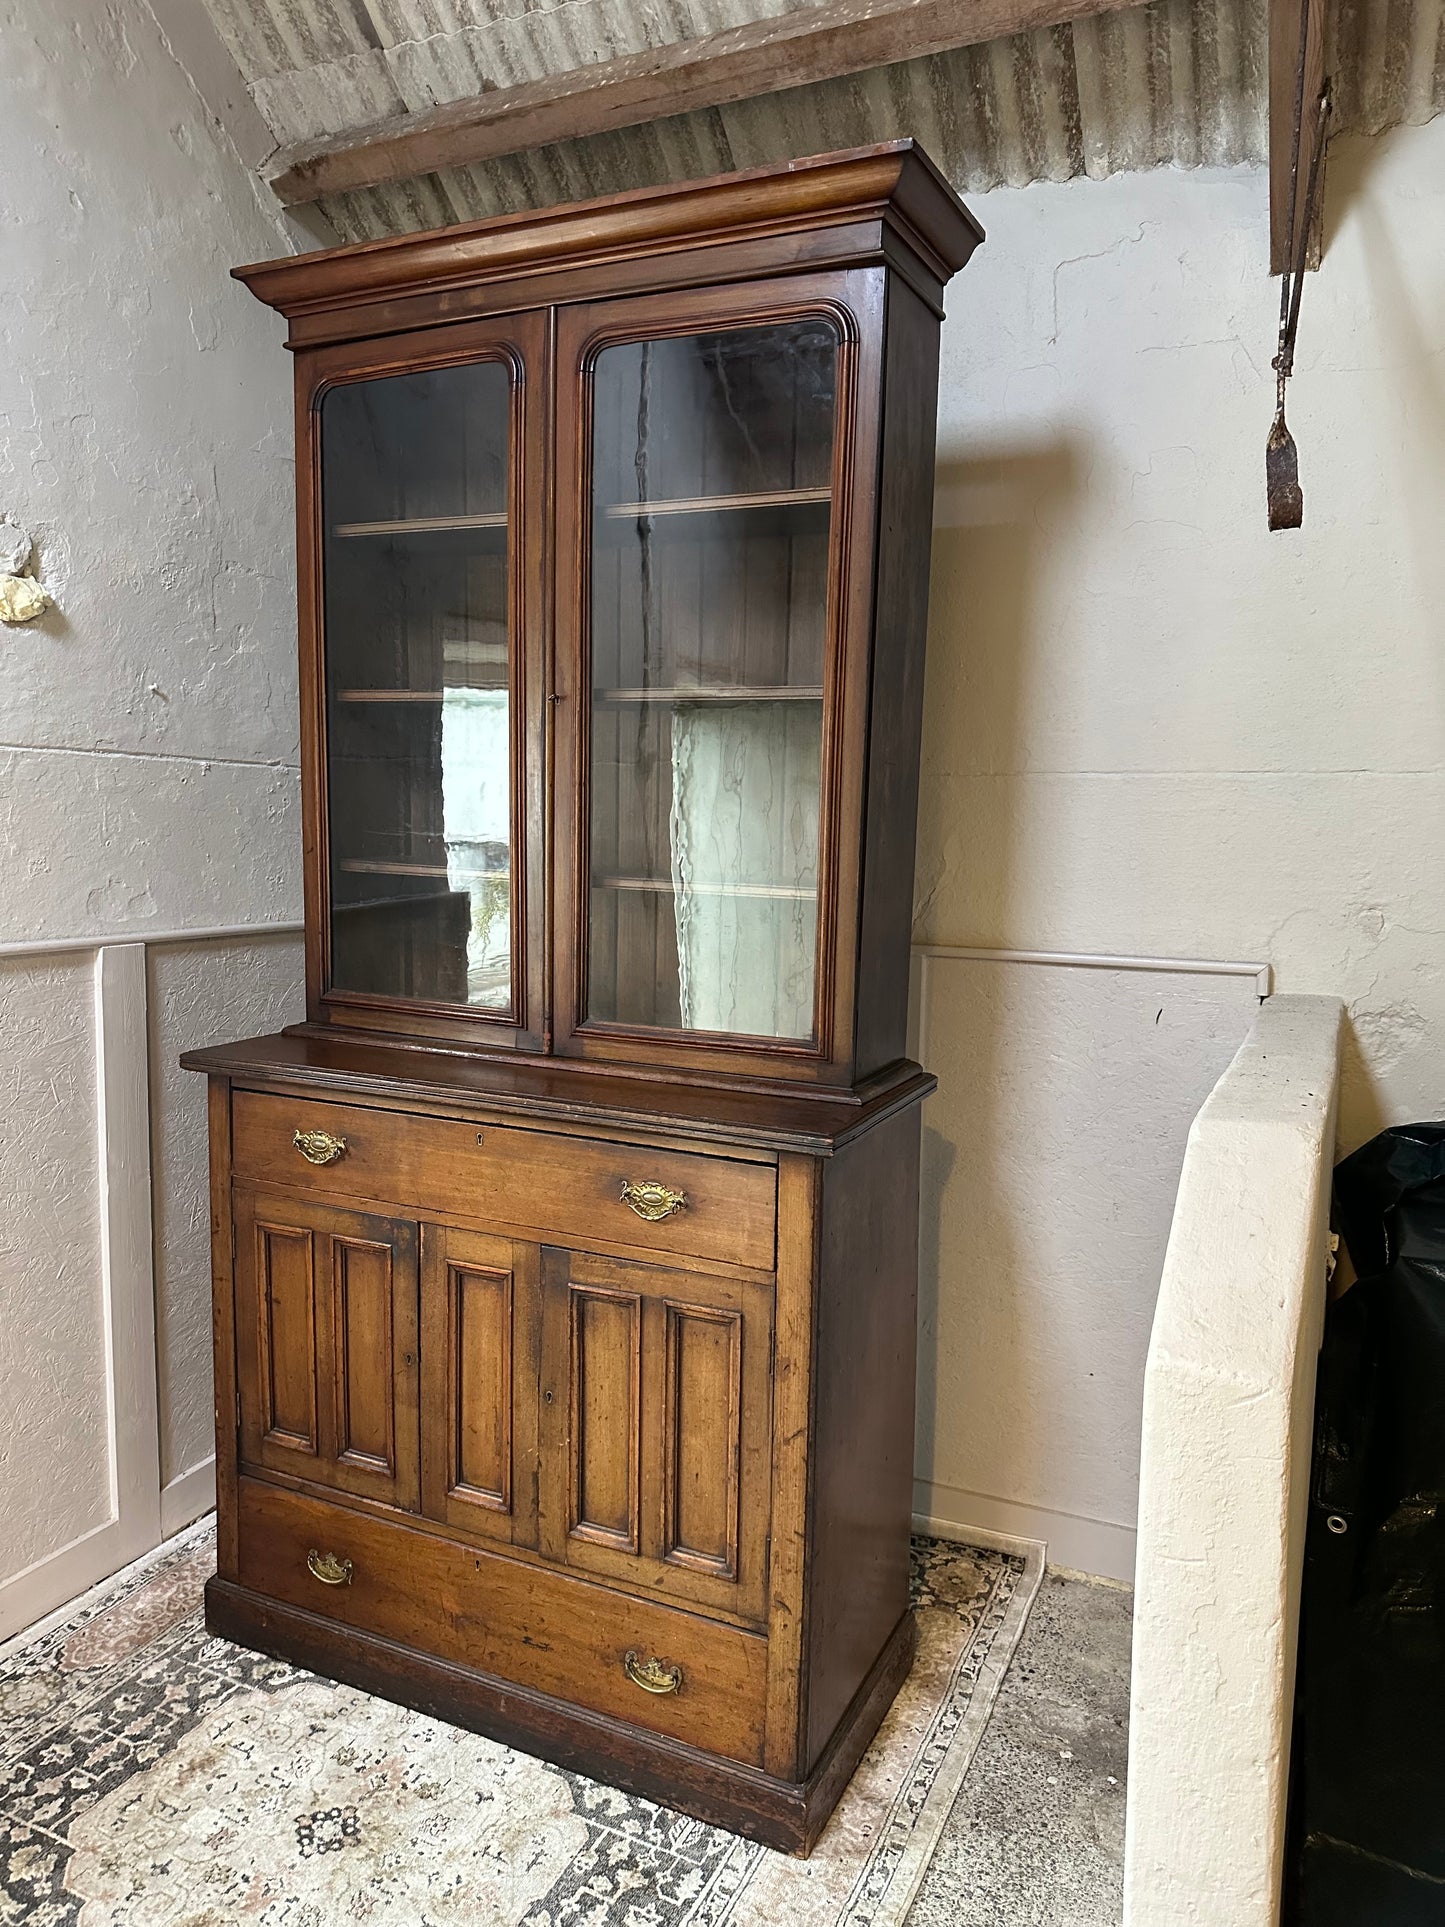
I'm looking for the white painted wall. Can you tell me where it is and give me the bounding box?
[0,0,304,1631]
[1124,994,1342,1927]
[916,121,1445,1574]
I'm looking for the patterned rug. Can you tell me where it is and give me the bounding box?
[0,1521,1040,1927]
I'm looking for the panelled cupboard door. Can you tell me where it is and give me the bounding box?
[299,310,549,1050]
[550,270,886,1085]
[538,1247,773,1625]
[234,1189,420,1510]
[419,1223,541,1549]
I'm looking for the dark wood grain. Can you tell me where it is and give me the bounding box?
[803,1102,921,1769]
[240,143,981,329]
[853,274,942,1079]
[231,1476,768,1764]
[231,1088,778,1270]
[207,1075,240,1580]
[183,1029,935,1154]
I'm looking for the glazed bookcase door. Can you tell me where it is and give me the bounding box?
[301,313,548,1048]
[233,1189,421,1510]
[552,273,884,1084]
[537,1246,773,1626]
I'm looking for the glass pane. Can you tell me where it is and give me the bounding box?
[321,361,514,1012]
[587,319,837,1042]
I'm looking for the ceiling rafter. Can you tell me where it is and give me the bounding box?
[1268,0,1327,275]
[266,0,1148,206]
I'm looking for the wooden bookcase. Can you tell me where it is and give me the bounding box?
[184,142,982,1853]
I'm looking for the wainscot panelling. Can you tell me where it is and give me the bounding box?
[0,926,303,1642]
[910,947,1263,1581]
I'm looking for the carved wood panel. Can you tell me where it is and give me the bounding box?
[332,1234,397,1475]
[419,1223,540,1547]
[234,1189,419,1509]
[663,1301,743,1580]
[540,1245,772,1623]
[256,1220,318,1455]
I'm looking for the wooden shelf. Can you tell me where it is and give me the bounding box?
[337,689,445,704]
[595,875,816,901]
[332,511,507,537]
[600,486,830,519]
[336,686,508,703]
[338,859,512,880]
[595,685,823,706]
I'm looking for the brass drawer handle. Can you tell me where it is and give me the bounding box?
[294,1128,347,1166]
[624,1649,682,1695]
[620,1179,686,1222]
[307,1549,353,1587]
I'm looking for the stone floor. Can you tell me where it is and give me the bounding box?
[909,1570,1133,1927]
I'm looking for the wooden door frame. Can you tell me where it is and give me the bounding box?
[293,309,551,1052]
[549,267,886,1087]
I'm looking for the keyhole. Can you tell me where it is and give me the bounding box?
[476,1132,485,1145]
[544,1389,554,1405]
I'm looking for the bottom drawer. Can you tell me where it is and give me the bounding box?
[236,1479,768,1767]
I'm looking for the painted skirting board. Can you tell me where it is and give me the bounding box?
[0,925,301,1643]
[160,1460,217,1541]
[915,1478,1136,1584]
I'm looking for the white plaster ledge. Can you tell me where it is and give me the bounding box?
[1123,993,1344,1927]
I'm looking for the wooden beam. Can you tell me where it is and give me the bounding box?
[1268,0,1327,275]
[269,0,1146,207]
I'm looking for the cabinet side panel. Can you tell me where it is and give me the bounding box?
[209,1076,239,1578]
[853,276,943,1079]
[763,1153,822,1779]
[804,1103,920,1769]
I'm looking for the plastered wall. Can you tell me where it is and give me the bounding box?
[915,120,1445,1574]
[0,0,303,1620]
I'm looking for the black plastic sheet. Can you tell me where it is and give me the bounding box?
[1287,1123,1445,1923]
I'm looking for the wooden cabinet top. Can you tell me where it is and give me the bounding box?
[236,140,983,345]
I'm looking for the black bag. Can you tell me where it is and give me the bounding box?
[1287,1124,1445,1924]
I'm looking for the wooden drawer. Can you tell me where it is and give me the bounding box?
[232,1090,776,1271]
[236,1478,767,1766]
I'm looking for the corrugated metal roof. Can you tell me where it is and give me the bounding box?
[200,0,1445,242]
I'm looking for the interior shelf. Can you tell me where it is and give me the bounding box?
[594,685,824,706]
[339,858,512,880]
[600,486,831,518]
[595,875,817,901]
[336,689,447,704]
[331,510,508,537]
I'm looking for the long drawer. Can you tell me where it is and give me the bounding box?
[236,1479,768,1766]
[232,1090,776,1272]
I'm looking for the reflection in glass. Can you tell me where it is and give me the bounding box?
[321,360,513,1010]
[587,320,838,1041]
